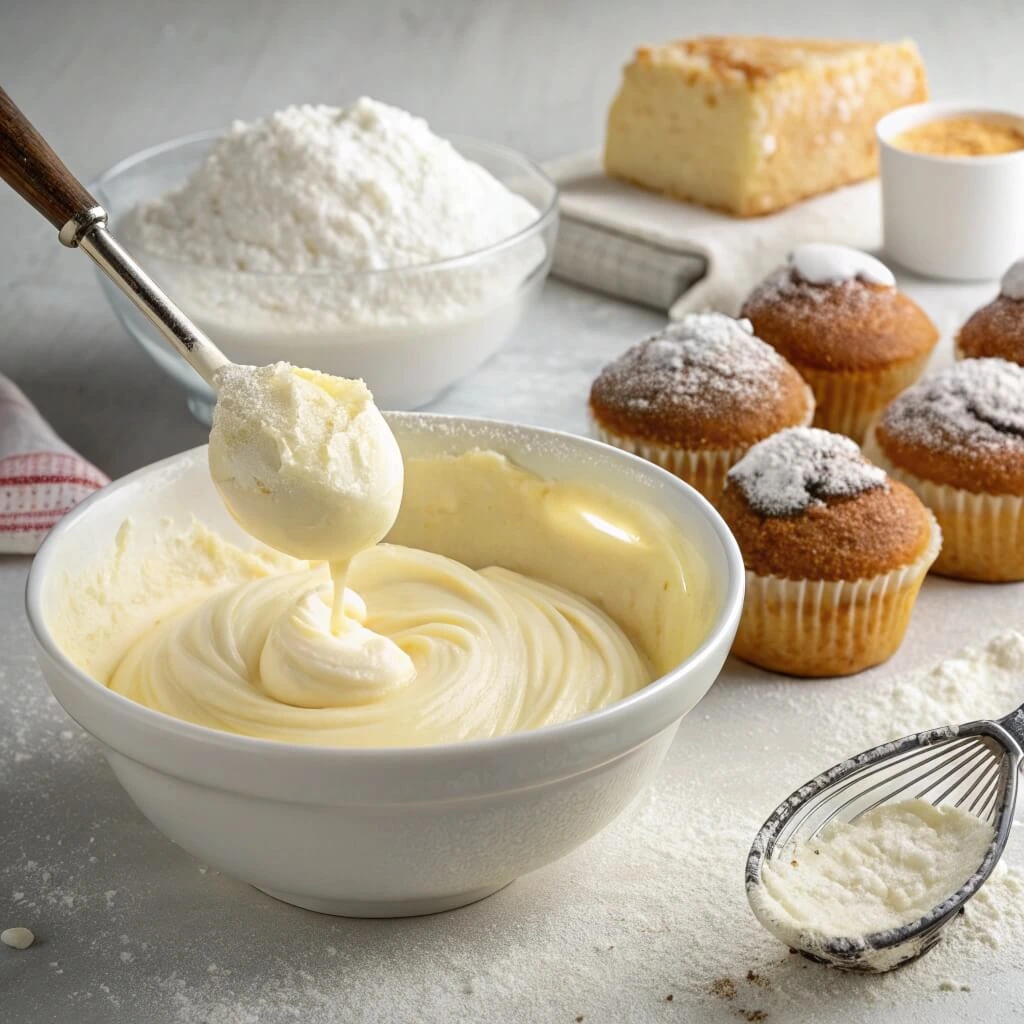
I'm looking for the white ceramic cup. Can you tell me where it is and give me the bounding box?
[877,101,1024,280]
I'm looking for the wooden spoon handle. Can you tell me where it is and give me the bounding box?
[0,85,230,386]
[0,86,103,243]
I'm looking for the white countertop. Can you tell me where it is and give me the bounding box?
[3,2,1024,1021]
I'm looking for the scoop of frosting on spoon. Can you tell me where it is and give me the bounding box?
[208,362,405,633]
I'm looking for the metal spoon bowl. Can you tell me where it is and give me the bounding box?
[745,706,1024,972]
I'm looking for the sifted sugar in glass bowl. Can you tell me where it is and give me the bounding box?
[94,99,558,421]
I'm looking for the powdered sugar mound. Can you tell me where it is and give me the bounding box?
[118,99,546,333]
[124,99,538,274]
[593,312,790,413]
[1000,258,1024,301]
[728,426,887,516]
[881,358,1024,451]
[789,243,895,288]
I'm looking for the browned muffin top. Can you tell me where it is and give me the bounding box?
[588,313,812,449]
[741,267,939,371]
[719,427,933,580]
[957,295,1024,365]
[874,358,1024,494]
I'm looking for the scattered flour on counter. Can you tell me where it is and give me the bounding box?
[830,629,1024,749]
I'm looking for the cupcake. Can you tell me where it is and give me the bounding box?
[865,358,1024,582]
[588,312,814,502]
[956,258,1024,365]
[719,427,940,677]
[741,243,939,444]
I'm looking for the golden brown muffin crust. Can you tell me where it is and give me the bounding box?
[957,295,1024,365]
[589,314,813,449]
[741,268,939,371]
[718,481,933,581]
[874,359,1024,495]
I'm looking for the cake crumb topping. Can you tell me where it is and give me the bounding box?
[728,426,887,517]
[881,359,1024,451]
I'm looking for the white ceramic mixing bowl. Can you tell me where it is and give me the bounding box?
[27,415,743,918]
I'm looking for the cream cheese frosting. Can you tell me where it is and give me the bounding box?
[106,547,647,746]
[208,362,404,631]
[53,451,708,748]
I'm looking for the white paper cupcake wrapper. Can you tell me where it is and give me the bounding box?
[591,391,813,503]
[734,513,941,677]
[866,431,1024,581]
[593,426,744,501]
[801,352,931,445]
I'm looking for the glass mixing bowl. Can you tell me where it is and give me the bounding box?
[91,131,559,423]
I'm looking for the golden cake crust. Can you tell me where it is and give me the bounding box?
[957,296,1024,365]
[718,481,933,581]
[632,36,891,83]
[742,269,939,372]
[588,315,812,450]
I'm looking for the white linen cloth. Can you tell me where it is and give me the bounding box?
[546,152,883,317]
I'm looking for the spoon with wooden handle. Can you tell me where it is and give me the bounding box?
[0,87,407,629]
[0,86,229,385]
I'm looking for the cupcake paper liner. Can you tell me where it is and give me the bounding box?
[732,513,941,678]
[593,426,744,502]
[866,433,1024,582]
[591,391,814,503]
[801,351,932,445]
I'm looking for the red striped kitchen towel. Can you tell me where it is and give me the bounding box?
[0,375,109,555]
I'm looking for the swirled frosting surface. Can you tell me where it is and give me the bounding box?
[107,544,647,746]
[54,451,711,749]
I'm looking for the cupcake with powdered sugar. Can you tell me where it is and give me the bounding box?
[865,358,1024,581]
[955,258,1024,366]
[741,244,938,444]
[719,427,940,677]
[588,312,814,501]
